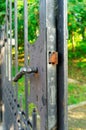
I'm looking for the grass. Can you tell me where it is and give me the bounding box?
[68,41,86,105]
[68,59,86,82]
[68,83,86,105]
[68,41,86,82]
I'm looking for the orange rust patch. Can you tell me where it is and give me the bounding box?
[49,52,58,65]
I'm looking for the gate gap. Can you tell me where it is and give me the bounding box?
[17,0,25,109]
[28,0,40,44]
[18,77,25,109]
[18,0,24,57]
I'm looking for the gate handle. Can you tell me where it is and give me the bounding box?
[13,67,38,82]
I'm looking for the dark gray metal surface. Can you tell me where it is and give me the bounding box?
[57,0,68,130]
[1,0,68,129]
[6,0,8,78]
[46,0,57,129]
[0,26,5,123]
[28,1,47,129]
[9,0,12,81]
[24,0,29,119]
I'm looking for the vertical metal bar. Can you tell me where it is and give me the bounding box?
[46,0,57,129]
[32,108,37,130]
[24,0,29,119]
[14,0,18,99]
[7,0,9,81]
[57,0,68,130]
[6,0,8,78]
[9,0,12,81]
[0,25,5,123]
[3,1,8,127]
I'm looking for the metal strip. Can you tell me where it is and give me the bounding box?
[57,0,68,129]
[6,0,9,78]
[9,0,12,81]
[32,108,37,130]
[24,0,29,119]
[46,0,57,129]
[14,0,18,99]
[6,0,8,77]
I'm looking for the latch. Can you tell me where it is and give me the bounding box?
[13,67,38,82]
[49,51,58,65]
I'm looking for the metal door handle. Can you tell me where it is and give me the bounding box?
[13,67,38,82]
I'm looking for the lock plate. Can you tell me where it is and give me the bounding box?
[49,51,58,65]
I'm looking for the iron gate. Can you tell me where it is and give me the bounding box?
[1,0,68,130]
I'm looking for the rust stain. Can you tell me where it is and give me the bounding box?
[49,52,58,65]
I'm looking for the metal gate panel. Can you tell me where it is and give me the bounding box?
[28,0,57,129]
[1,0,68,129]
[28,2,47,128]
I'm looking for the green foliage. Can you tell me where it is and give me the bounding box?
[68,40,86,82]
[0,0,6,25]
[68,41,86,58]
[0,0,39,45]
[77,62,86,68]
[68,0,86,41]
[68,83,86,105]
[28,0,40,43]
[17,0,24,45]
[17,0,40,45]
[0,0,86,44]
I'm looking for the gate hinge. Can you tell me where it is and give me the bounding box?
[49,51,58,65]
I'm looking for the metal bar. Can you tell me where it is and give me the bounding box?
[32,108,37,130]
[0,25,5,123]
[24,0,29,119]
[14,0,18,99]
[6,0,9,78]
[46,0,57,129]
[9,0,12,81]
[5,0,9,80]
[57,0,68,130]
